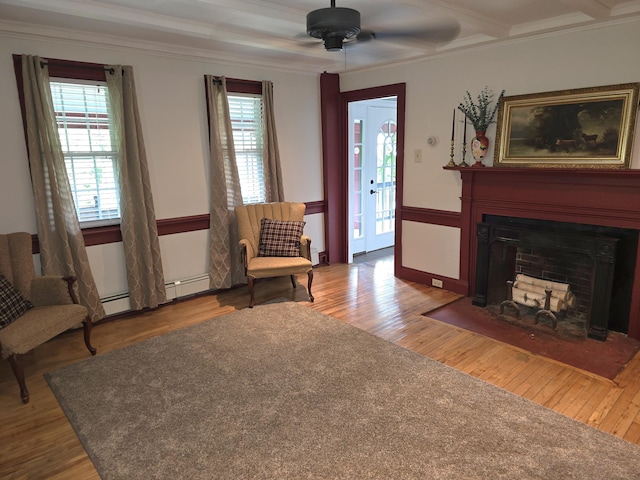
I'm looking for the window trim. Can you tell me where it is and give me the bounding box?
[203,76,262,125]
[50,77,121,227]
[204,76,265,205]
[13,55,108,145]
[225,77,262,96]
[225,79,264,205]
[13,55,119,245]
[228,92,266,204]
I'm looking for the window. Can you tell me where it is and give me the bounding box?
[375,119,396,234]
[50,79,120,225]
[228,93,265,204]
[353,119,364,240]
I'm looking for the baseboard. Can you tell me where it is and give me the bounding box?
[397,265,468,295]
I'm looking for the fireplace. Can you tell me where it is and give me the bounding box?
[471,215,638,340]
[447,166,640,340]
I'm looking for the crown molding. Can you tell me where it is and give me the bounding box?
[0,19,328,75]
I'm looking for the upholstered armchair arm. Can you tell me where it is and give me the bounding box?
[239,239,255,260]
[239,239,255,275]
[30,276,77,307]
[300,235,311,261]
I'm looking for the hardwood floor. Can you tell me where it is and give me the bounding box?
[2,251,640,478]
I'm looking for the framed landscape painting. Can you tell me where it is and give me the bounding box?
[494,83,639,168]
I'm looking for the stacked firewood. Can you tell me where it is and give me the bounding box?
[511,274,576,313]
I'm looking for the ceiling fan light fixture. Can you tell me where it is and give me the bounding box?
[306,6,361,50]
[323,35,345,52]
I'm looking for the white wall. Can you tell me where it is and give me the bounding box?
[341,19,640,281]
[0,32,324,303]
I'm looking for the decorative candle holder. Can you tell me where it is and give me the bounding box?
[446,108,457,167]
[446,139,457,167]
[459,139,470,167]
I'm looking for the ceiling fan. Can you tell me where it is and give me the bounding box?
[305,0,460,52]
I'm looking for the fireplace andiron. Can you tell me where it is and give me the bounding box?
[500,276,575,331]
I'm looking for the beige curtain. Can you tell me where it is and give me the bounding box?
[106,66,166,310]
[21,55,106,322]
[262,80,285,202]
[205,76,245,289]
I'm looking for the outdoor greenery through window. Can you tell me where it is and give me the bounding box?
[50,79,120,225]
[228,93,266,204]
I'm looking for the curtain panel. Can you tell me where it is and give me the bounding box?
[205,76,245,290]
[20,54,105,322]
[262,80,285,202]
[106,66,166,310]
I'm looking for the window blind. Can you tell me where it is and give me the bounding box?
[228,94,266,204]
[50,79,120,224]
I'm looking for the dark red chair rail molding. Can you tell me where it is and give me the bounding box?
[400,206,461,228]
[304,200,325,215]
[30,201,327,251]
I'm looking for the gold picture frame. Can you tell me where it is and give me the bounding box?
[494,83,639,168]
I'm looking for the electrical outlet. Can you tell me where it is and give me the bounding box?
[431,278,443,288]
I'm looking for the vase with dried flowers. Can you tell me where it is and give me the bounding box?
[458,86,504,166]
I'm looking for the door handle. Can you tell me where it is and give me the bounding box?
[370,189,377,194]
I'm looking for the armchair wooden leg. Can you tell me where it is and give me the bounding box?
[290,275,297,288]
[82,316,97,356]
[8,354,29,404]
[307,270,314,303]
[248,276,256,308]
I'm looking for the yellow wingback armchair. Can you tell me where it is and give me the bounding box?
[0,232,96,403]
[235,202,314,307]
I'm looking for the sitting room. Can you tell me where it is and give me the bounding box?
[1,1,640,478]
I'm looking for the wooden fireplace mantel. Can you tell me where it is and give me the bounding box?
[444,166,640,339]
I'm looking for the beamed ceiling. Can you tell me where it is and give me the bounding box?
[1,0,639,73]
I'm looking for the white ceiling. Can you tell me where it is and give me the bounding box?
[1,0,639,73]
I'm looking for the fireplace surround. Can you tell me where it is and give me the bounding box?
[472,217,631,340]
[446,166,640,340]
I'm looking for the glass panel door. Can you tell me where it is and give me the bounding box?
[348,97,397,258]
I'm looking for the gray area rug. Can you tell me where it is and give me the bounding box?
[46,302,640,479]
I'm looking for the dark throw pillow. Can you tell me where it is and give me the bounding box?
[258,218,306,257]
[0,274,33,329]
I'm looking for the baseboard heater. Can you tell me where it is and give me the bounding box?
[101,273,211,316]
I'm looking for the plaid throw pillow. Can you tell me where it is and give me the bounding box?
[258,218,305,257]
[0,274,33,329]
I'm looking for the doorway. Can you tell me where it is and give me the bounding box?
[348,97,397,261]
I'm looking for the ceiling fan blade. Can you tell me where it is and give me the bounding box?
[354,31,375,43]
[358,19,460,45]
[295,31,324,48]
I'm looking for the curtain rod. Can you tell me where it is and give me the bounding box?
[39,60,120,75]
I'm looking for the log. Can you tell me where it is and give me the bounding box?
[513,281,573,302]
[512,287,565,313]
[515,274,570,293]
[565,292,577,309]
